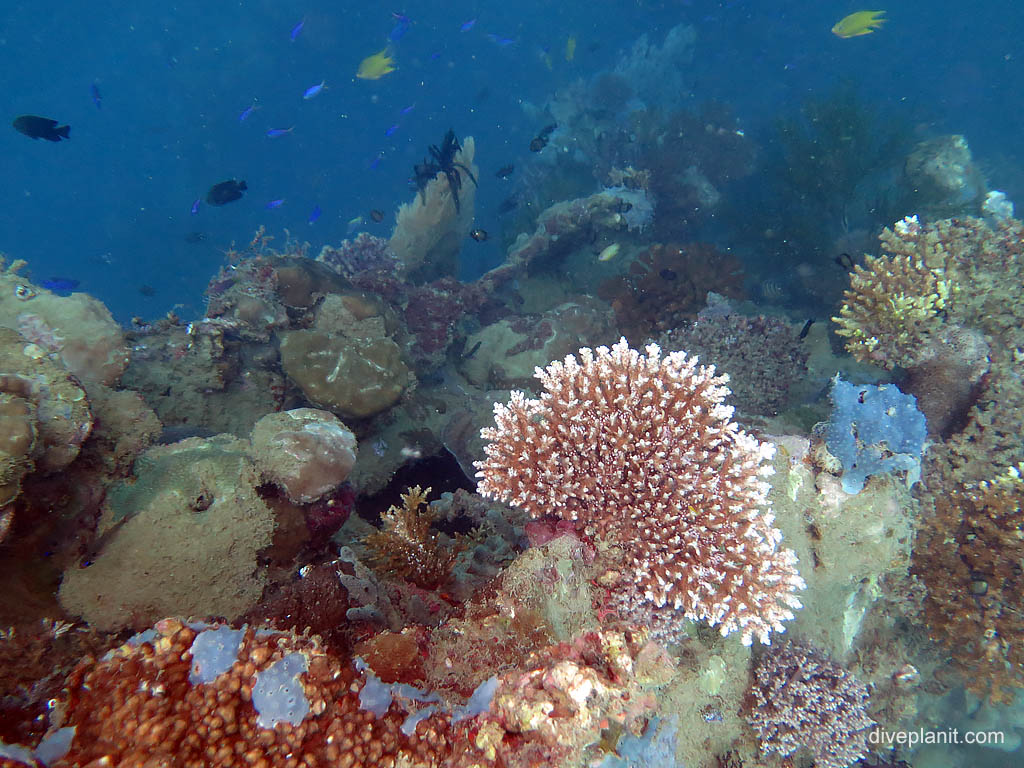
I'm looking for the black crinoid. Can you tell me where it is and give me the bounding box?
[412,129,477,212]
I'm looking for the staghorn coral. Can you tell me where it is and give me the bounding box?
[475,338,804,645]
[365,486,461,590]
[913,464,1024,704]
[746,641,874,768]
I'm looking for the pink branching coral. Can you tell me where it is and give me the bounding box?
[746,642,874,768]
[475,338,804,645]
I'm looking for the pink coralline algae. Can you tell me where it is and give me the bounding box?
[747,642,875,768]
[475,338,804,645]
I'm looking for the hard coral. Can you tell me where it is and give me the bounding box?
[475,339,804,645]
[746,642,874,768]
[914,465,1024,704]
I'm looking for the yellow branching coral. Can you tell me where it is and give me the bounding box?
[364,485,460,589]
[475,338,805,645]
[833,214,1024,369]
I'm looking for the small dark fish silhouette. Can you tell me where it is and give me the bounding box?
[530,122,557,151]
[138,284,156,297]
[206,179,247,206]
[798,318,815,340]
[369,209,385,223]
[13,115,70,141]
[470,228,488,242]
[90,83,102,109]
[184,231,207,244]
[495,164,514,179]
[659,268,677,280]
[497,196,518,215]
[834,252,855,270]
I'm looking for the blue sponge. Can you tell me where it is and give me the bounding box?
[825,375,927,495]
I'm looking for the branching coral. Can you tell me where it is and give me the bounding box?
[475,338,804,645]
[746,642,874,768]
[833,214,1024,370]
[365,486,461,590]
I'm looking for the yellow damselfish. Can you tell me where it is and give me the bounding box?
[356,48,397,80]
[597,243,621,262]
[832,10,886,38]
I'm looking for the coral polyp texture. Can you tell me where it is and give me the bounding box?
[475,338,804,645]
[746,642,874,768]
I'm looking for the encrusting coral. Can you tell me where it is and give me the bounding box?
[475,338,805,645]
[364,485,462,590]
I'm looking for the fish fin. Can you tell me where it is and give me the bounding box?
[58,125,70,139]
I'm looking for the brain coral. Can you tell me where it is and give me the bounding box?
[475,338,804,645]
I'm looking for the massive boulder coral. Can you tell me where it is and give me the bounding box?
[0,257,128,387]
[0,327,92,511]
[475,338,805,645]
[58,436,276,631]
[249,408,357,504]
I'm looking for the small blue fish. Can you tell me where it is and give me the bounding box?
[390,13,411,41]
[238,103,259,122]
[190,198,201,215]
[289,18,305,42]
[266,127,294,138]
[266,199,285,209]
[460,19,476,31]
[308,205,322,224]
[384,123,399,136]
[400,104,415,115]
[303,80,326,100]
[41,277,80,295]
[486,33,516,46]
[90,83,102,109]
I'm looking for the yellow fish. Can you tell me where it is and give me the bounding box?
[356,48,397,80]
[565,35,576,62]
[831,10,886,38]
[597,243,620,262]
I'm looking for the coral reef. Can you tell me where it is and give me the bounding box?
[746,642,874,768]
[279,331,410,419]
[599,243,745,345]
[658,309,809,416]
[904,135,986,218]
[475,339,804,645]
[364,486,462,590]
[249,408,357,504]
[914,465,1024,704]
[57,435,276,631]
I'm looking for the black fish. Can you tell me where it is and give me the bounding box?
[495,164,514,179]
[13,115,70,141]
[529,136,548,152]
[138,284,156,297]
[659,268,677,281]
[497,196,518,215]
[184,231,207,244]
[206,179,247,205]
[369,209,384,223]
[834,252,855,270]
[470,229,488,242]
[798,318,815,340]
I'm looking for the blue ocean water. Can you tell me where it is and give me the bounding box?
[1,0,1020,321]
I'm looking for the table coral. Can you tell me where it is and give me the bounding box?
[475,338,804,645]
